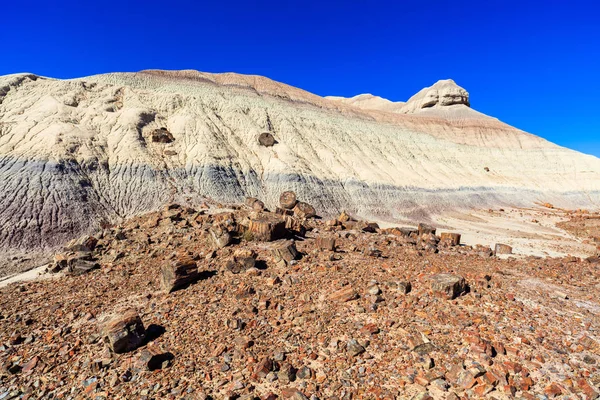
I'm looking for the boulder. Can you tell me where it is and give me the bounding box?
[151,127,174,143]
[226,249,257,274]
[160,255,200,292]
[99,309,146,353]
[495,243,513,255]
[258,132,276,147]
[440,232,461,246]
[245,197,265,211]
[137,344,172,371]
[293,201,316,219]
[279,191,298,210]
[270,240,299,266]
[430,274,467,300]
[65,235,98,252]
[316,236,336,251]
[208,226,232,249]
[418,223,436,235]
[284,215,306,237]
[329,285,358,302]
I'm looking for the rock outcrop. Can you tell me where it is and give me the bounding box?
[400,79,470,113]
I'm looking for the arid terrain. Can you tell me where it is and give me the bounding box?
[1,197,600,399]
[1,69,600,399]
[1,70,600,276]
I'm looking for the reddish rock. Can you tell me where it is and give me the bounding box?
[99,309,146,353]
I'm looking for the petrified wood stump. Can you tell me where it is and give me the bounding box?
[248,215,287,242]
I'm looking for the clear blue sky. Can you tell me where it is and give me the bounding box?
[1,0,598,156]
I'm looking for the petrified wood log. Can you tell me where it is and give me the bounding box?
[160,256,200,292]
[495,243,513,255]
[279,191,298,210]
[316,236,336,251]
[248,215,287,242]
[99,309,146,353]
[293,201,316,219]
[440,232,461,246]
[270,239,299,266]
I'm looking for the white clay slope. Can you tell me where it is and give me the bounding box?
[0,70,599,251]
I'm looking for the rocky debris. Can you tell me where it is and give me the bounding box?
[430,273,468,299]
[99,309,146,353]
[258,132,276,147]
[279,191,298,210]
[283,215,307,237]
[226,249,257,273]
[1,202,600,398]
[65,235,98,252]
[495,243,513,255]
[160,255,200,292]
[440,232,461,246]
[151,127,175,143]
[248,214,288,241]
[48,251,100,275]
[315,236,336,251]
[346,339,366,357]
[337,210,355,223]
[293,201,317,219]
[208,225,232,249]
[329,285,358,302]
[418,223,436,235]
[245,197,265,211]
[270,240,299,266]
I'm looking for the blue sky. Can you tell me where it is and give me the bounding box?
[1,0,598,156]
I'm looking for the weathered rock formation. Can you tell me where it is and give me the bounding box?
[0,70,599,255]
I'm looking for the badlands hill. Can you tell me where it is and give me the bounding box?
[1,70,599,254]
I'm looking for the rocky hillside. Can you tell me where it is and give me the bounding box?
[0,70,599,254]
[1,200,600,399]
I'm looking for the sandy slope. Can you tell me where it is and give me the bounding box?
[0,70,599,254]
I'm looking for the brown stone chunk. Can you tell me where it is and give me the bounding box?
[430,273,467,299]
[151,127,174,143]
[315,236,336,251]
[253,357,273,379]
[279,191,298,209]
[281,387,308,400]
[258,132,276,147]
[495,243,513,254]
[418,223,436,235]
[226,249,257,274]
[329,285,358,302]
[208,226,232,249]
[160,255,199,292]
[440,232,461,246]
[293,201,316,219]
[284,215,306,236]
[65,235,98,252]
[137,344,171,371]
[99,309,146,353]
[248,215,287,241]
[270,240,299,266]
